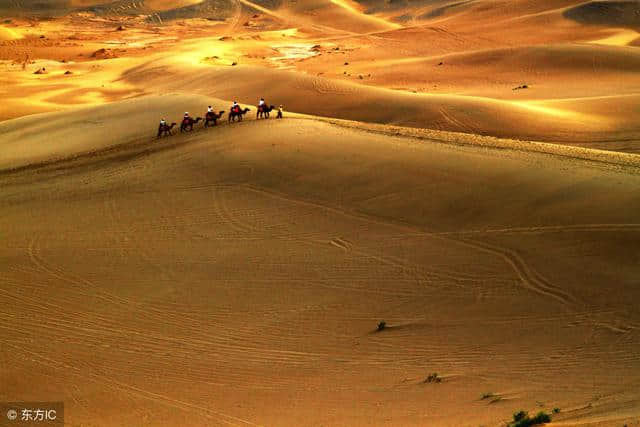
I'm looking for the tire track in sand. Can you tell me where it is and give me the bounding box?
[230,183,582,308]
[454,237,579,307]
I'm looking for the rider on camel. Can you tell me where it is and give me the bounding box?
[231,101,240,114]
[258,98,265,112]
[207,106,213,114]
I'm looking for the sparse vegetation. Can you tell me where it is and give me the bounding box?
[482,392,502,403]
[552,408,560,414]
[424,373,441,383]
[507,410,551,427]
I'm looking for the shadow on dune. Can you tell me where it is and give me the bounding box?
[418,0,473,19]
[151,0,237,22]
[563,1,640,30]
[0,0,241,20]
[0,0,70,17]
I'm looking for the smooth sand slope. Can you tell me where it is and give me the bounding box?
[1,97,639,426]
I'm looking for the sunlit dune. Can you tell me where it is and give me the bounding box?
[328,0,400,30]
[589,29,640,46]
[509,100,606,123]
[0,25,22,40]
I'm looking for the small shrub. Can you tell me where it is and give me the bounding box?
[507,410,551,427]
[377,321,386,331]
[481,392,495,400]
[552,408,560,414]
[513,411,527,422]
[425,373,441,383]
[530,412,551,425]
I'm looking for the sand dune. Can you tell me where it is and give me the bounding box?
[0,25,22,40]
[1,96,639,426]
[2,0,638,149]
[2,0,640,150]
[590,28,640,46]
[116,57,639,148]
[0,94,216,170]
[356,43,640,99]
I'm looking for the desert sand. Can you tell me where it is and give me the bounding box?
[1,1,640,426]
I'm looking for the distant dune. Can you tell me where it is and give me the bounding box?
[117,56,640,151]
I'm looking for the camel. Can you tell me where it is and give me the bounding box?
[257,104,275,119]
[157,122,177,138]
[229,107,250,123]
[204,110,225,127]
[180,117,202,132]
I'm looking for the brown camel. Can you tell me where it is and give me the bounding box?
[257,104,276,119]
[204,110,225,127]
[157,122,177,138]
[180,117,202,132]
[229,107,250,123]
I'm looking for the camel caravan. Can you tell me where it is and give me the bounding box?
[157,98,283,139]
